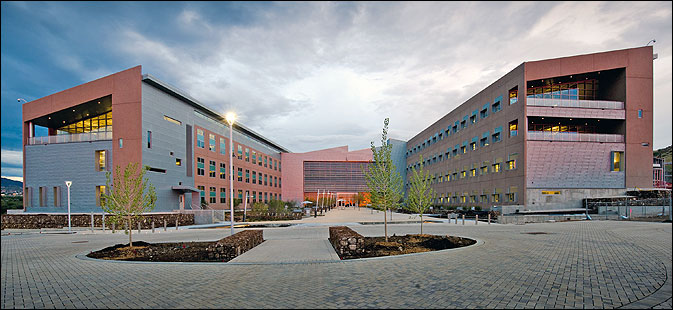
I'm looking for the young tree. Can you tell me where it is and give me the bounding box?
[364,118,404,242]
[101,162,157,247]
[405,155,434,234]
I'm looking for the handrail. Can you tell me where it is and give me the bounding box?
[28,131,112,145]
[526,97,623,110]
[527,131,624,143]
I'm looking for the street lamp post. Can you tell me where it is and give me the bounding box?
[65,181,72,233]
[226,112,236,235]
[243,193,253,222]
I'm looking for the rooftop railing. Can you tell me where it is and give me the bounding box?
[527,131,624,143]
[27,131,112,145]
[526,97,624,109]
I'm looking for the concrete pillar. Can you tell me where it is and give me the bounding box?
[462,214,465,225]
[475,214,478,225]
[488,213,491,224]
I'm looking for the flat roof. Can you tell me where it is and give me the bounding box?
[142,74,291,153]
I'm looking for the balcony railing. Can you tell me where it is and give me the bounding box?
[526,97,624,109]
[527,131,624,143]
[28,131,112,145]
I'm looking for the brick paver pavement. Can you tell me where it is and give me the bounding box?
[1,216,670,309]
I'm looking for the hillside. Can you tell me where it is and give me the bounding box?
[654,145,672,163]
[1,177,23,193]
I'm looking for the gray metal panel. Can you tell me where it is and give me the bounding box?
[24,141,112,213]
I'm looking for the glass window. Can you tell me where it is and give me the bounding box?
[509,87,518,105]
[492,100,501,113]
[209,160,216,177]
[95,150,106,171]
[264,156,268,168]
[245,169,250,183]
[220,138,226,155]
[147,131,152,148]
[209,187,216,204]
[237,145,243,160]
[119,138,123,149]
[220,163,226,179]
[253,171,257,184]
[237,167,243,182]
[638,109,643,118]
[197,129,205,148]
[245,148,250,162]
[53,186,61,207]
[220,188,226,203]
[197,157,205,176]
[264,174,268,186]
[96,185,106,207]
[509,120,518,137]
[611,151,624,171]
[252,151,257,164]
[198,186,205,204]
[176,158,182,166]
[209,134,216,152]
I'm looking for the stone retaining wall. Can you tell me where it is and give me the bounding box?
[206,230,264,261]
[0,213,194,230]
[498,214,586,224]
[328,226,365,259]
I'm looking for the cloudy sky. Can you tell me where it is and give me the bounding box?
[1,1,671,181]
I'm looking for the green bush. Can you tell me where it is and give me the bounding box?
[1,196,23,214]
[252,202,268,213]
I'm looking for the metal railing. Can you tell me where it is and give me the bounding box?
[527,131,624,143]
[28,132,112,145]
[526,97,624,109]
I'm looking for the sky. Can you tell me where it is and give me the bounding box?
[1,1,672,182]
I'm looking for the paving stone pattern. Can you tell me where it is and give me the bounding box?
[1,219,670,309]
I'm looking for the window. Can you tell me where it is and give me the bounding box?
[509,86,518,105]
[264,192,268,203]
[480,104,489,119]
[209,160,216,177]
[611,151,624,171]
[461,145,467,154]
[197,157,205,176]
[470,141,476,151]
[509,120,518,137]
[198,186,205,204]
[492,99,501,113]
[209,187,216,204]
[220,188,226,203]
[274,159,277,171]
[237,145,243,160]
[638,109,643,118]
[460,170,466,179]
[252,151,257,164]
[163,115,182,125]
[507,153,518,170]
[245,148,250,162]
[245,169,250,183]
[96,185,106,207]
[279,162,281,172]
[480,135,489,147]
[258,154,263,166]
[238,190,243,200]
[264,174,268,186]
[470,168,476,177]
[176,158,182,166]
[492,162,501,173]
[197,129,205,148]
[279,178,281,187]
[470,113,477,124]
[492,127,502,143]
[480,194,489,203]
[39,187,47,207]
[274,176,278,187]
[507,187,518,202]
[52,186,62,207]
[147,131,152,148]
[119,138,123,148]
[461,119,467,129]
[95,150,107,171]
[480,164,489,175]
[209,134,216,152]
[492,193,501,203]
[252,191,257,202]
[220,138,226,155]
[253,171,257,184]
[220,163,226,179]
[264,156,268,168]
[237,168,243,182]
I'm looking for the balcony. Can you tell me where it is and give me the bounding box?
[526,97,623,110]
[28,131,112,145]
[527,131,624,143]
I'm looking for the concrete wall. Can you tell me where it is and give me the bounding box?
[24,141,112,213]
[525,188,625,210]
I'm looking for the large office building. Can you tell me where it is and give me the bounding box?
[21,46,654,213]
[404,46,653,210]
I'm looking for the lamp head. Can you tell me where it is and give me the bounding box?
[225,112,236,125]
[65,181,72,187]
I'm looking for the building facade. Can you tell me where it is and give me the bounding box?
[22,66,288,213]
[21,46,654,214]
[404,46,654,210]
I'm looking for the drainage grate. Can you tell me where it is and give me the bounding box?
[72,240,89,243]
[523,232,549,235]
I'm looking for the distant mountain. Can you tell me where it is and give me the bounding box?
[1,177,23,192]
[654,145,672,163]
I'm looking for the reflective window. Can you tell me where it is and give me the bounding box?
[57,111,112,135]
[197,129,205,148]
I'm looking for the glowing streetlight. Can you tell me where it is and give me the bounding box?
[225,112,236,235]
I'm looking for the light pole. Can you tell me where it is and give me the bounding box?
[243,192,253,222]
[65,181,72,233]
[315,189,320,218]
[226,112,236,235]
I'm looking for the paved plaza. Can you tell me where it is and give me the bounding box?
[1,208,671,309]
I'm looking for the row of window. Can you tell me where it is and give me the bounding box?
[407,121,518,171]
[196,128,281,171]
[433,187,518,205]
[407,87,519,156]
[407,155,518,187]
[197,186,280,204]
[196,157,281,187]
[25,185,106,207]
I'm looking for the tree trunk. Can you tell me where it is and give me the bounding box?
[128,218,133,248]
[384,206,388,242]
[420,214,423,235]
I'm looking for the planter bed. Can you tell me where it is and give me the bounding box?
[87,230,263,262]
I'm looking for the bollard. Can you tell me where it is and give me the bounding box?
[488,213,491,224]
[475,214,478,225]
[102,214,106,232]
[124,222,128,234]
[176,218,179,230]
[152,221,155,233]
[462,214,465,225]
[164,219,167,231]
[455,214,458,224]
[137,222,141,234]
[112,222,115,233]
[91,213,94,232]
